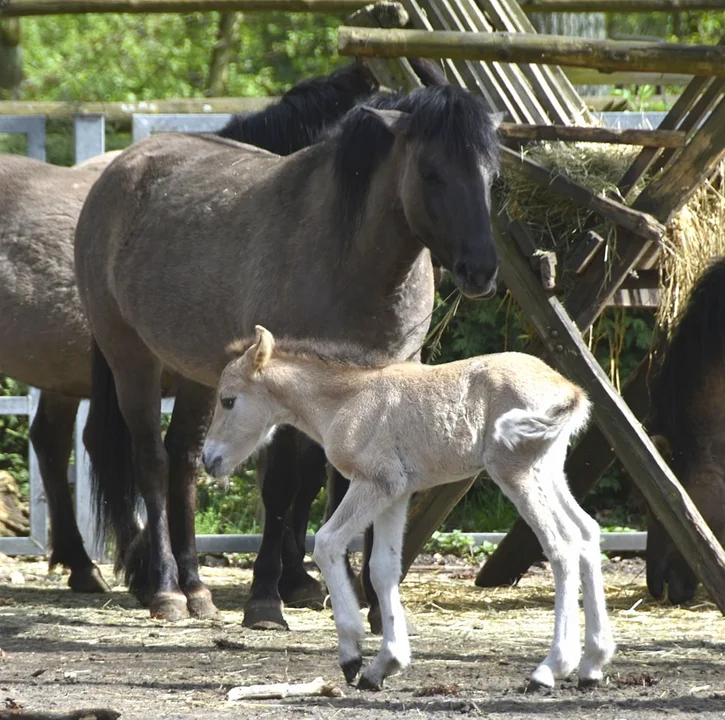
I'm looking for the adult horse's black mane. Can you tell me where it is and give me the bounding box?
[330,85,501,234]
[649,256,725,457]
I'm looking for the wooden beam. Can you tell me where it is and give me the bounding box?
[339,28,725,78]
[477,356,650,587]
[491,206,725,615]
[519,0,725,11]
[500,123,686,148]
[0,0,366,14]
[500,147,666,244]
[0,96,274,130]
[563,67,693,87]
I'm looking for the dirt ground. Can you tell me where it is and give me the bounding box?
[0,553,723,720]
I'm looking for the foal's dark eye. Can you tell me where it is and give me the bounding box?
[221,397,236,410]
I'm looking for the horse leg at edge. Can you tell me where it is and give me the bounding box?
[278,436,326,609]
[165,378,218,619]
[243,426,301,630]
[111,344,187,621]
[32,391,109,593]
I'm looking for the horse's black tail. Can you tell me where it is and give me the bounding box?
[85,338,140,572]
[650,257,725,447]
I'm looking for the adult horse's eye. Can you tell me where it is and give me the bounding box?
[221,397,236,410]
[420,164,443,185]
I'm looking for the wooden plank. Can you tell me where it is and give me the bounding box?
[565,230,605,275]
[500,123,686,147]
[563,67,693,87]
[0,0,366,13]
[338,28,725,78]
[491,205,725,615]
[476,356,652,587]
[519,0,725,11]
[500,147,667,243]
[476,0,589,124]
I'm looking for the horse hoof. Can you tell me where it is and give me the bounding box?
[186,587,219,619]
[280,576,325,610]
[367,606,418,637]
[149,592,189,621]
[67,565,111,594]
[578,676,600,690]
[242,599,289,631]
[357,673,383,691]
[341,655,363,685]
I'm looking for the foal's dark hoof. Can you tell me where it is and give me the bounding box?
[68,565,111,594]
[242,599,289,631]
[279,575,325,610]
[577,676,601,690]
[149,592,189,621]
[341,655,363,685]
[357,674,383,691]
[186,586,219,619]
[367,605,418,637]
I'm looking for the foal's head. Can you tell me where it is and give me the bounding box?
[334,85,502,298]
[202,327,280,478]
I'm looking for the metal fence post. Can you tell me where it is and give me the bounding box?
[74,114,105,163]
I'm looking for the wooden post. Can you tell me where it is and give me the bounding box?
[339,27,725,77]
[518,0,725,11]
[491,205,725,615]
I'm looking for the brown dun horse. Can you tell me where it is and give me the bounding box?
[75,84,502,621]
[0,60,389,597]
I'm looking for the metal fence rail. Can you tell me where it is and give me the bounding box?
[0,110,663,559]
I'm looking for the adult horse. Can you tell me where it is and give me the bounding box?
[75,84,502,621]
[647,256,725,604]
[0,59,393,597]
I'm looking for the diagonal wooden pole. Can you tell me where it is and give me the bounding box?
[490,204,725,615]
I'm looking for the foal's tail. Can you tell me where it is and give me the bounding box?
[493,389,591,452]
[85,338,140,571]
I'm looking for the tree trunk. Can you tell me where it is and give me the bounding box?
[207,11,241,97]
[0,20,23,98]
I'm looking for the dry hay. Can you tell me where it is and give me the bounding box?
[498,142,725,336]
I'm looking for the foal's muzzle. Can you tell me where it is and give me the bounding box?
[201,450,224,478]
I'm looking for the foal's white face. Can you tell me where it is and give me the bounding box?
[202,328,279,478]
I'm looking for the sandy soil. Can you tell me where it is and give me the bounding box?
[0,554,723,719]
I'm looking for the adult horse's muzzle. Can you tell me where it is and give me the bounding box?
[452,260,499,299]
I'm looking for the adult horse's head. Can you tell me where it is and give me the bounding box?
[334,85,502,298]
[646,257,725,605]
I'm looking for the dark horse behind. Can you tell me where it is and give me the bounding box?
[648,256,725,604]
[75,82,501,623]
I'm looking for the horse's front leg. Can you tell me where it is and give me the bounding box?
[313,479,389,685]
[278,435,326,609]
[358,494,411,690]
[243,426,302,630]
[165,379,218,619]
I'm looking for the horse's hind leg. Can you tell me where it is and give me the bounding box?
[551,469,614,685]
[488,456,582,689]
[164,378,218,619]
[31,391,109,593]
[108,339,187,621]
[278,435,326,609]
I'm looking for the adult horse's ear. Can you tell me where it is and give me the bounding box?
[360,106,411,136]
[253,325,275,373]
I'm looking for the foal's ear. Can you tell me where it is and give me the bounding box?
[252,325,275,373]
[360,106,411,136]
[650,434,673,461]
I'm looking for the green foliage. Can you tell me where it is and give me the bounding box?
[424,530,497,560]
[0,377,29,494]
[12,12,344,103]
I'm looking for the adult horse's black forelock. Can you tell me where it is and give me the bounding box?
[330,85,500,238]
[649,256,725,461]
[216,61,378,156]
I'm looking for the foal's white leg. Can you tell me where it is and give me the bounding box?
[553,477,615,684]
[359,495,411,690]
[313,480,389,684]
[489,462,582,688]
